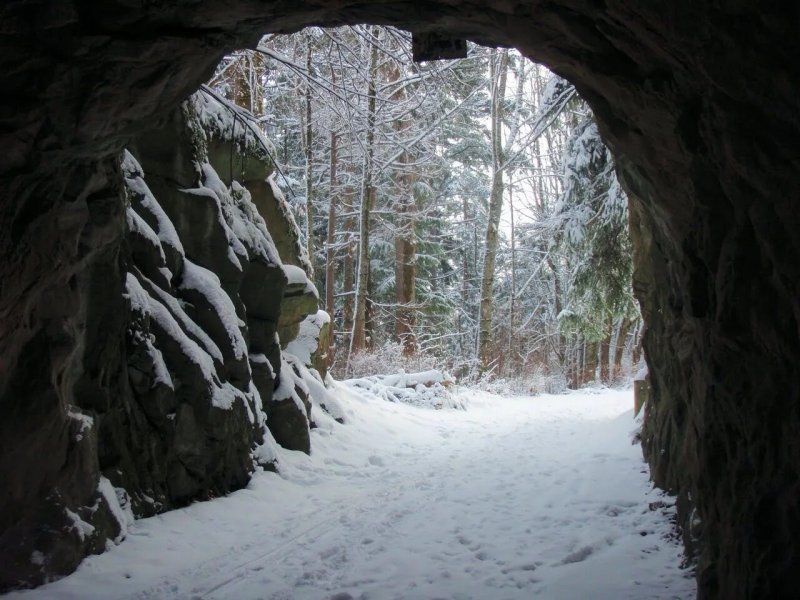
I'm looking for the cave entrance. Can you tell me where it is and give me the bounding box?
[3,3,799,599]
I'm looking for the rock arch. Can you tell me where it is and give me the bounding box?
[1,2,799,598]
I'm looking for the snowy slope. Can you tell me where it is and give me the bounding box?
[8,388,694,600]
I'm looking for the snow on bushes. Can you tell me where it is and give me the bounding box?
[343,369,464,410]
[342,341,443,380]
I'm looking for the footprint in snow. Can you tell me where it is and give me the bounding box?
[559,545,595,565]
[501,562,539,574]
[367,455,384,466]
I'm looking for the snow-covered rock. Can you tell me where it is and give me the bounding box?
[116,90,326,520]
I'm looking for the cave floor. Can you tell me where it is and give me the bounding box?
[8,387,695,600]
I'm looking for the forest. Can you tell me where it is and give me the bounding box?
[207,25,642,391]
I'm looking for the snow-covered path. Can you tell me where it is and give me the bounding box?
[9,387,695,600]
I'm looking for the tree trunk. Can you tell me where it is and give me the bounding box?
[583,339,598,386]
[566,339,580,390]
[342,205,355,340]
[631,320,644,366]
[394,206,416,355]
[507,180,516,376]
[612,317,633,380]
[477,170,504,370]
[599,329,612,384]
[546,254,568,384]
[304,41,316,278]
[325,130,337,319]
[350,31,379,356]
[385,62,418,356]
[458,195,470,360]
[477,49,509,371]
[324,129,338,364]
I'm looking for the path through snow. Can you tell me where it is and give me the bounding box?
[8,387,695,600]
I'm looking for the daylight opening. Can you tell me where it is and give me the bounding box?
[205,26,643,394]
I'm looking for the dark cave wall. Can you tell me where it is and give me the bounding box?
[1,85,329,589]
[2,2,800,598]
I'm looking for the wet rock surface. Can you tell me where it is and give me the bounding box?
[1,2,799,597]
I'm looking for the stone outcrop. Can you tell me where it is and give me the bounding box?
[129,92,330,464]
[0,89,332,589]
[287,311,333,380]
[2,2,800,598]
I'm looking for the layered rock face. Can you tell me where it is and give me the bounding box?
[1,2,800,598]
[0,87,336,588]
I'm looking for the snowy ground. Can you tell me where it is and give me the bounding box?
[8,387,695,600]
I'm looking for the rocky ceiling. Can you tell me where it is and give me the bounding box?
[2,2,799,598]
